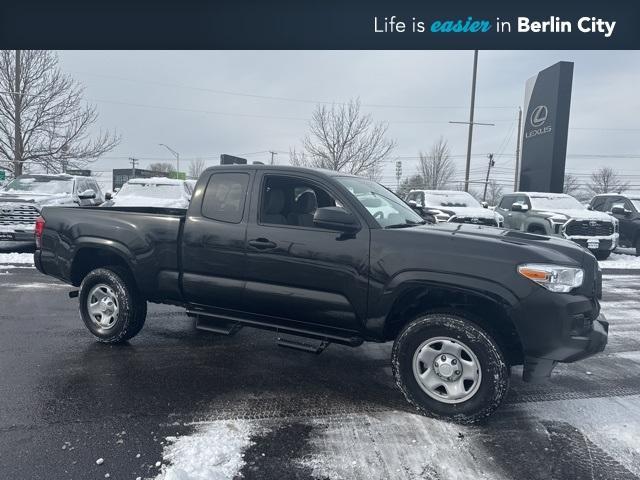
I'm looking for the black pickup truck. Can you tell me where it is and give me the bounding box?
[34,165,608,423]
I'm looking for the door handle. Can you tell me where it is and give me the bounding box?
[248,238,277,250]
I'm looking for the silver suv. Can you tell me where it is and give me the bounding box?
[0,174,103,249]
[496,192,618,260]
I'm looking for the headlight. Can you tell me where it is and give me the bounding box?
[547,214,568,225]
[517,263,584,293]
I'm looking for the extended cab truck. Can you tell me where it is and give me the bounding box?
[34,166,608,423]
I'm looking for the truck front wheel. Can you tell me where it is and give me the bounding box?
[79,267,147,343]
[392,312,509,423]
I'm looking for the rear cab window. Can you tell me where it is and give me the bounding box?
[201,173,250,223]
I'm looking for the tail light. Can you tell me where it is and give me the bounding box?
[35,216,45,248]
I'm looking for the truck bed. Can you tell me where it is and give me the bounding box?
[38,206,186,302]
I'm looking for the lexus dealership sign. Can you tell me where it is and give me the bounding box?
[519,62,573,193]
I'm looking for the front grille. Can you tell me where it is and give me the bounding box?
[564,219,614,237]
[449,216,497,226]
[0,203,39,227]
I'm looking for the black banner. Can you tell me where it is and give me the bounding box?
[0,0,638,49]
[519,62,574,193]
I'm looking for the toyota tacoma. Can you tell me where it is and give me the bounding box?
[34,165,608,422]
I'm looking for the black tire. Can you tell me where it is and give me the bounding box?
[392,311,510,424]
[78,266,147,343]
[593,250,611,261]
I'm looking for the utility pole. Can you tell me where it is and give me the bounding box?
[482,153,495,202]
[514,107,522,191]
[449,51,494,192]
[465,49,478,193]
[129,157,138,177]
[13,50,22,177]
[269,151,278,165]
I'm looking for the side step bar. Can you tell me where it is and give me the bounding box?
[193,315,243,336]
[277,335,330,354]
[187,308,363,347]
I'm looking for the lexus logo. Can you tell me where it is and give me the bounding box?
[530,105,548,128]
[589,220,598,227]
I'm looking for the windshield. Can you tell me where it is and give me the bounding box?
[117,182,185,199]
[337,177,424,228]
[529,195,584,210]
[423,191,481,208]
[2,176,73,195]
[630,199,640,211]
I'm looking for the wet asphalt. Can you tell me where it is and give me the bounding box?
[1,266,640,480]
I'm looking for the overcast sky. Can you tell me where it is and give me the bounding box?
[58,50,640,191]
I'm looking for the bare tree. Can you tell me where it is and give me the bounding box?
[188,158,206,179]
[587,167,629,195]
[397,174,425,198]
[148,162,176,173]
[416,137,456,190]
[563,173,581,197]
[0,50,119,177]
[484,180,504,206]
[290,99,395,176]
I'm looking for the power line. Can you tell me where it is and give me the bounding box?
[70,70,517,111]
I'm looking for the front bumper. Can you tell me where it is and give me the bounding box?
[512,282,608,382]
[565,233,618,252]
[523,315,608,381]
[0,227,36,244]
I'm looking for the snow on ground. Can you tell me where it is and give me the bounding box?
[0,252,34,264]
[155,420,254,480]
[299,411,498,480]
[599,252,640,270]
[517,395,640,476]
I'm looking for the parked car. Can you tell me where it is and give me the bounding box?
[588,194,640,255]
[35,165,607,423]
[102,177,193,209]
[496,192,618,260]
[405,189,504,227]
[0,174,103,248]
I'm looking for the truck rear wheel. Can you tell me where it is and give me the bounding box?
[392,312,509,423]
[79,267,147,343]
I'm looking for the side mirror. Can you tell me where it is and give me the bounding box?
[313,207,359,232]
[78,188,96,200]
[105,192,112,201]
[611,206,627,215]
[481,201,488,209]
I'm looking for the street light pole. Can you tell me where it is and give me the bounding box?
[158,143,180,176]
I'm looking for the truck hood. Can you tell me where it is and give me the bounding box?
[0,191,75,206]
[436,206,499,219]
[534,208,613,222]
[397,222,589,265]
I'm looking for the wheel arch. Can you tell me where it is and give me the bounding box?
[70,238,136,287]
[382,282,524,366]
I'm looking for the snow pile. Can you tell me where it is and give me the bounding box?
[600,252,640,270]
[0,252,34,264]
[155,420,254,480]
